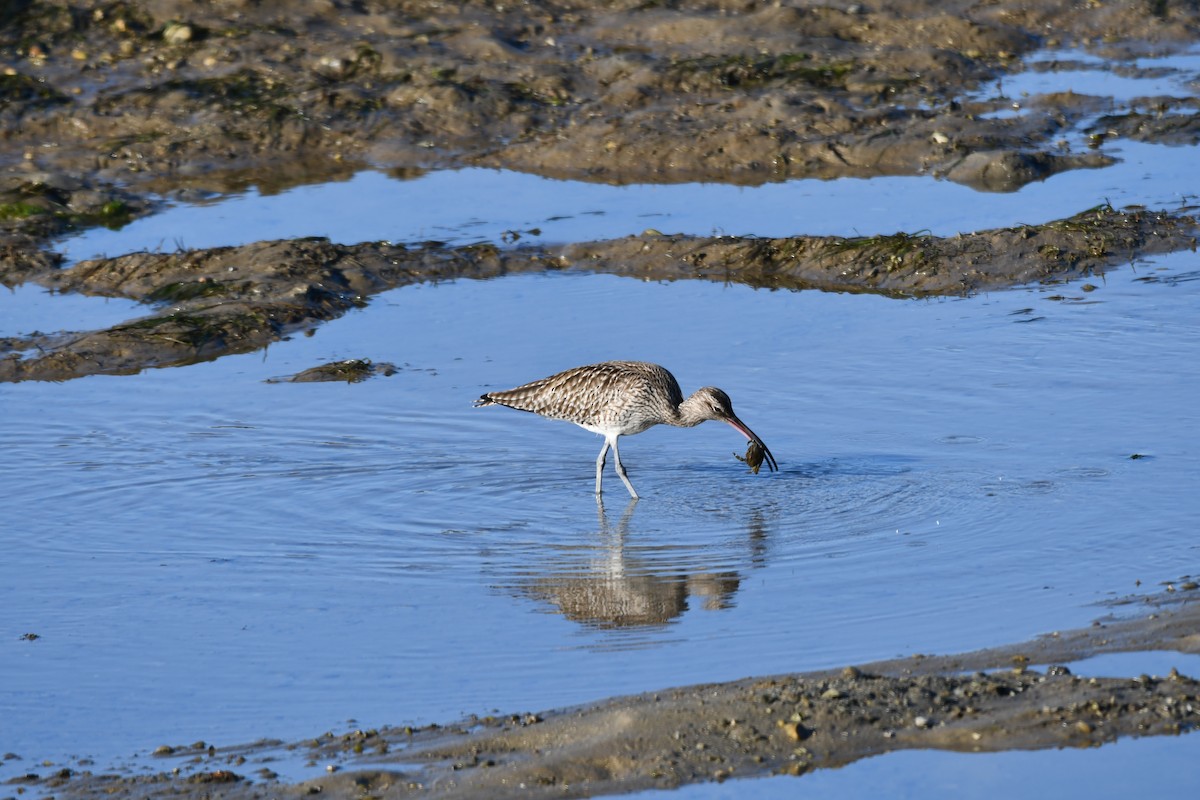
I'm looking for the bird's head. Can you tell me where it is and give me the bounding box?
[684,387,778,473]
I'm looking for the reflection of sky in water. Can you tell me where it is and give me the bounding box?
[975,48,1200,119]
[52,137,1200,265]
[1050,650,1200,678]
[13,136,1197,339]
[4,251,1200,774]
[629,735,1200,799]
[1,282,143,338]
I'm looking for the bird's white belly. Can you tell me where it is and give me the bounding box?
[577,421,616,437]
[575,418,657,438]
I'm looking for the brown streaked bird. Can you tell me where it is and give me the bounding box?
[474,361,778,498]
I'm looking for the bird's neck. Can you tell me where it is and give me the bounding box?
[674,392,711,428]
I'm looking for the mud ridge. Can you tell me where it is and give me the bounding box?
[2,204,1197,383]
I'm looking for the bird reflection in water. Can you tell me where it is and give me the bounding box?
[504,499,769,631]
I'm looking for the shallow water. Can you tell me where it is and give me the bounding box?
[1049,651,1200,678]
[990,48,1200,106]
[977,47,1200,137]
[50,137,1200,265]
[628,734,1200,799]
[0,282,143,339]
[4,250,1199,777]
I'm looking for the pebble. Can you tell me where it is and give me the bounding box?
[163,23,194,45]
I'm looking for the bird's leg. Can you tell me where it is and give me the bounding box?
[595,439,610,496]
[609,435,639,500]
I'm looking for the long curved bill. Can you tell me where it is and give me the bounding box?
[724,416,779,473]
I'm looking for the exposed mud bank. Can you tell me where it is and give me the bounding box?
[3,0,1200,260]
[3,204,1196,382]
[3,0,1199,194]
[14,583,1198,800]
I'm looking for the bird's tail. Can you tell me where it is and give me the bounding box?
[473,394,496,408]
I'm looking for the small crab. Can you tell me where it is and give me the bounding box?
[734,439,774,475]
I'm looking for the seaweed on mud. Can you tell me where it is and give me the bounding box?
[267,359,397,383]
[503,81,571,107]
[166,70,287,110]
[1036,203,1140,261]
[0,200,46,220]
[94,69,299,122]
[1,0,153,42]
[99,131,167,153]
[461,242,501,258]
[146,280,231,303]
[111,310,271,351]
[0,72,70,108]
[1039,201,1118,232]
[827,231,937,272]
[669,52,856,91]
[0,0,77,43]
[0,181,136,236]
[83,199,134,229]
[338,43,384,81]
[828,230,934,255]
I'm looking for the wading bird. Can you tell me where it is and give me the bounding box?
[474,361,777,498]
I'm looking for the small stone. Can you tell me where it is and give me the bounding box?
[914,716,930,728]
[163,23,194,45]
[784,721,812,741]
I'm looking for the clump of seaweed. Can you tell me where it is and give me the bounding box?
[267,359,397,383]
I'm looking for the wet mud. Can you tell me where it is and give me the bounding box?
[3,204,1198,382]
[13,583,1199,800]
[4,0,1199,193]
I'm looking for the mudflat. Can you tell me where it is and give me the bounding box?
[4,1,1200,382]
[3,2,1199,797]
